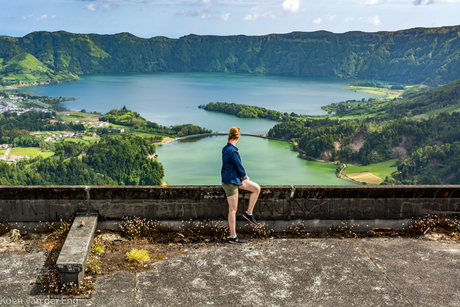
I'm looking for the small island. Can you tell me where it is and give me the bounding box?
[199,102,301,121]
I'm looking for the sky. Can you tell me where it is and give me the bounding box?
[1,0,460,39]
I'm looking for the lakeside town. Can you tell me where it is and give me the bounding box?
[0,94,125,163]
[0,94,53,115]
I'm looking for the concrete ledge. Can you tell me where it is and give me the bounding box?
[56,213,97,286]
[1,185,460,223]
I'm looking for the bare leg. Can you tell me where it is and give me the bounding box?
[227,194,238,237]
[239,179,261,214]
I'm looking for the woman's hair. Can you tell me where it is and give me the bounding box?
[228,127,241,141]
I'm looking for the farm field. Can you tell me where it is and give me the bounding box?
[343,159,399,184]
[346,86,402,99]
[346,172,384,185]
[9,147,54,158]
[58,111,99,123]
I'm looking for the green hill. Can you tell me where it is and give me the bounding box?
[323,78,460,119]
[0,51,78,87]
[2,26,460,86]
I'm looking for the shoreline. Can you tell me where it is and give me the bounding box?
[0,77,80,91]
[155,132,267,145]
[156,133,361,185]
[269,138,363,185]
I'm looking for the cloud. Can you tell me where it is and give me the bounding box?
[176,7,210,18]
[36,15,48,20]
[282,0,300,13]
[84,2,116,11]
[85,3,97,11]
[413,0,434,4]
[202,0,212,4]
[365,0,385,4]
[328,14,336,20]
[220,12,230,21]
[312,18,322,24]
[176,7,230,20]
[366,15,381,25]
[244,6,275,20]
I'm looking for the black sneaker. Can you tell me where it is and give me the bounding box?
[228,236,246,244]
[243,212,258,225]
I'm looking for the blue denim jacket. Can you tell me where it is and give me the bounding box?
[221,142,247,185]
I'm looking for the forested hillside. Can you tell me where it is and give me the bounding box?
[0,134,164,186]
[2,25,460,87]
[268,79,460,184]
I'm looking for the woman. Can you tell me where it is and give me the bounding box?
[221,127,261,244]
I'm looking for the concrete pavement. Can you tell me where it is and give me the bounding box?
[0,238,459,307]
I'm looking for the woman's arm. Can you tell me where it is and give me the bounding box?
[230,151,247,179]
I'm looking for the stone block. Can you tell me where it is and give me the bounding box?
[56,213,97,287]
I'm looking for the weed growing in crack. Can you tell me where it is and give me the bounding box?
[36,267,95,295]
[45,218,72,240]
[327,222,359,238]
[243,223,273,239]
[286,222,307,236]
[94,245,105,253]
[0,220,11,236]
[126,248,151,263]
[86,252,102,275]
[118,216,229,239]
[60,277,95,296]
[179,220,229,238]
[407,214,460,235]
[118,216,174,239]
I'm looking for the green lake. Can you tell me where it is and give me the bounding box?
[156,135,352,186]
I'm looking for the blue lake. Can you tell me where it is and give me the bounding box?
[17,72,379,185]
[19,72,378,134]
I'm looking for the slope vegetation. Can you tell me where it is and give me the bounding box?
[1,25,460,86]
[268,78,460,184]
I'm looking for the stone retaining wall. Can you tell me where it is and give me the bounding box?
[0,185,459,222]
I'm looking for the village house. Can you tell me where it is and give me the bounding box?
[48,120,66,124]
[8,155,29,162]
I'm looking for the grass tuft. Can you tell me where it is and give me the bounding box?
[126,249,151,263]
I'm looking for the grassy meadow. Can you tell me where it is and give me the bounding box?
[9,147,54,158]
[343,159,399,184]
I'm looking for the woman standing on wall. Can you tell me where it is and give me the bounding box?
[221,127,261,244]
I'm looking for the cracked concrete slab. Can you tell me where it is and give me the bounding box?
[83,271,136,306]
[136,239,408,307]
[357,238,460,307]
[0,251,48,307]
[0,238,458,306]
[0,251,46,283]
